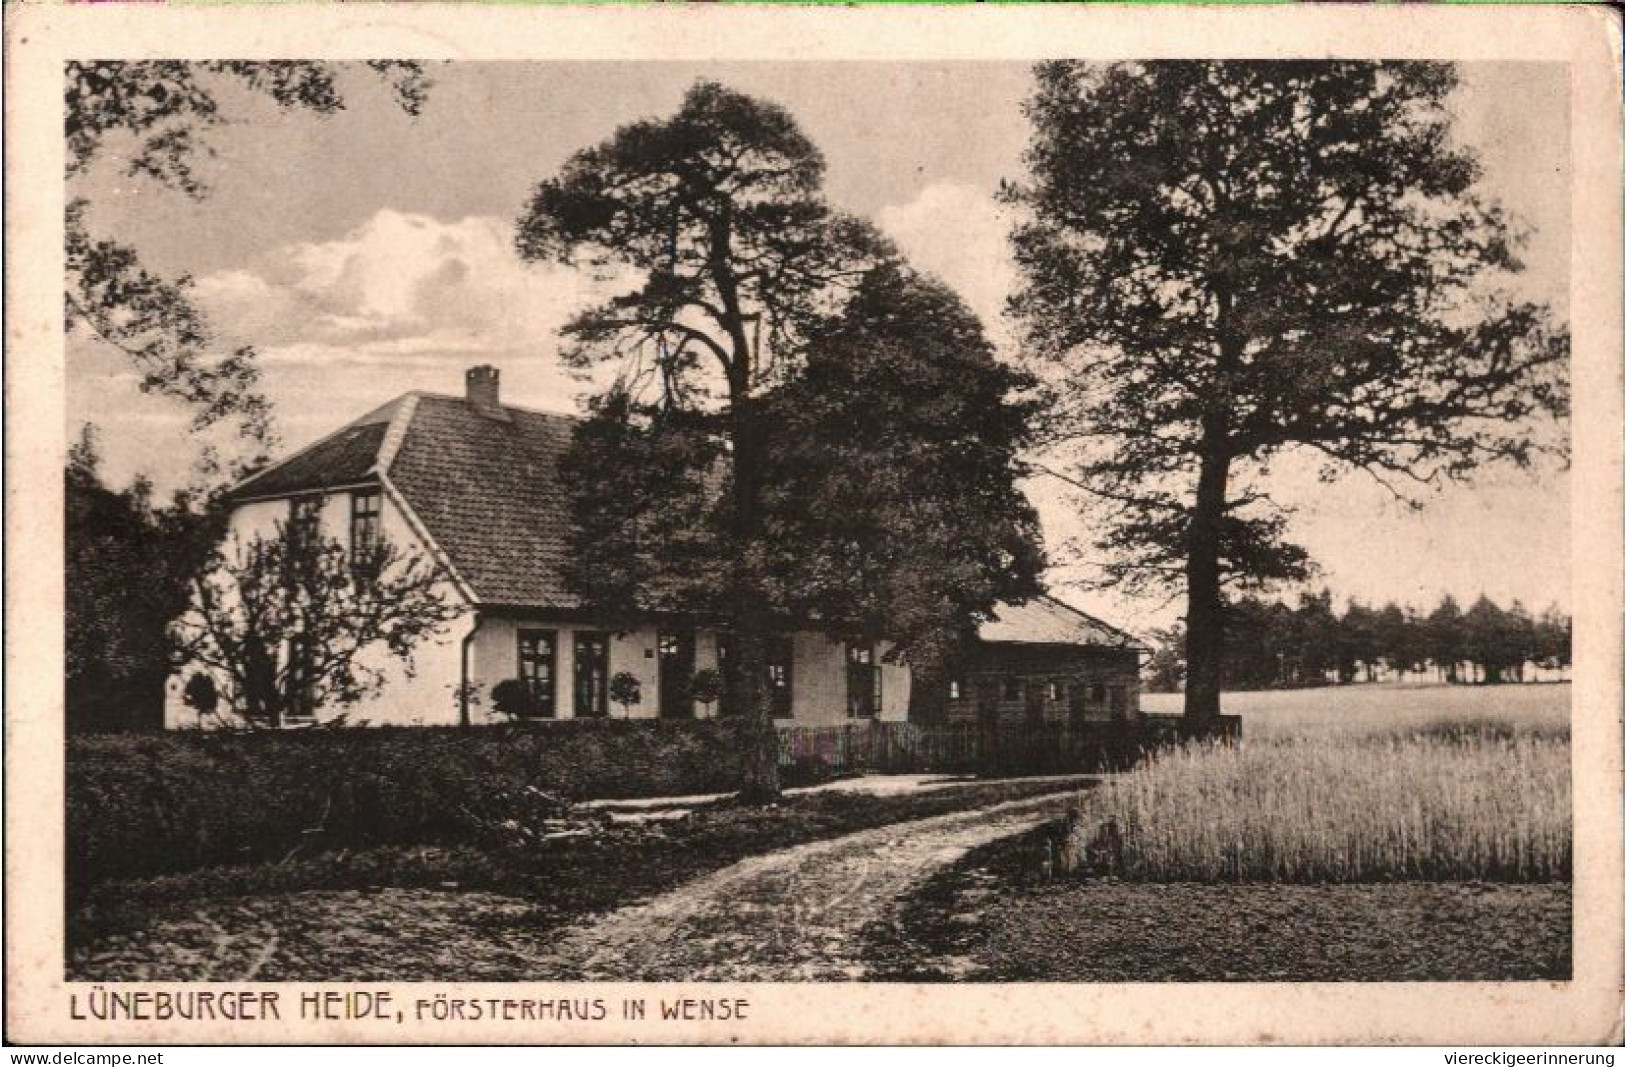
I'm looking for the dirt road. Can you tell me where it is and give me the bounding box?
[537,791,1079,981]
[70,789,1081,982]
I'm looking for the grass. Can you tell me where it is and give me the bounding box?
[864,683,1574,982]
[1078,683,1571,882]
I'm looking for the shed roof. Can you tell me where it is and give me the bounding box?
[976,595,1144,651]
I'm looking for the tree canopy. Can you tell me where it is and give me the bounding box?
[65,426,223,732]
[515,80,890,397]
[757,264,1046,688]
[1005,61,1569,725]
[65,61,432,479]
[516,81,896,799]
[1140,589,1570,692]
[560,263,1048,721]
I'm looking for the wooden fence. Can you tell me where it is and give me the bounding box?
[775,714,1240,776]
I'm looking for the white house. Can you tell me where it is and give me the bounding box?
[166,366,1143,729]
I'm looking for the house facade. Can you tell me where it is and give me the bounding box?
[165,366,1142,729]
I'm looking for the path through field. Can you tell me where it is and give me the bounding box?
[539,790,1080,981]
[70,788,1084,982]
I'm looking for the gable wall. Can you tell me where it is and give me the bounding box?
[165,486,474,729]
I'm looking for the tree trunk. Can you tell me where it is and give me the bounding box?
[1182,444,1230,731]
[244,637,279,728]
[724,385,781,803]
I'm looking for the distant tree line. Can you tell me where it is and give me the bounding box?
[1143,590,1571,693]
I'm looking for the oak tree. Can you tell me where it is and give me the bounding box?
[1005,61,1569,727]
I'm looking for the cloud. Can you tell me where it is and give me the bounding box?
[74,208,637,495]
[876,181,1019,347]
[194,209,617,365]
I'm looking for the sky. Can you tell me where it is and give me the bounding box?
[67,61,1573,633]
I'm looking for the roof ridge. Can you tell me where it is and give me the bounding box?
[374,392,421,476]
[415,390,581,423]
[1036,592,1143,647]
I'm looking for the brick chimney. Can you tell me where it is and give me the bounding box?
[465,365,509,422]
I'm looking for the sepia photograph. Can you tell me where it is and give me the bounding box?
[8,1,1623,1048]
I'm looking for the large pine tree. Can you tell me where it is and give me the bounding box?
[516,82,893,799]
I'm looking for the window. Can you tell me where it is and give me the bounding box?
[947,678,965,701]
[574,632,609,718]
[572,633,611,714]
[288,495,322,551]
[350,490,382,574]
[517,630,557,718]
[846,643,881,719]
[716,631,732,698]
[285,635,316,722]
[714,633,793,718]
[767,635,794,719]
[1090,682,1106,704]
[1002,676,1021,701]
[1047,680,1063,702]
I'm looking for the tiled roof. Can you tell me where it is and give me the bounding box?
[977,595,1144,651]
[226,400,399,500]
[230,390,1138,647]
[386,394,580,608]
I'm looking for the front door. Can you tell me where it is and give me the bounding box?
[658,630,695,718]
[573,631,608,718]
[1107,684,1128,720]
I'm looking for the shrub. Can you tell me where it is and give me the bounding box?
[488,678,537,719]
[66,719,750,901]
[181,673,218,717]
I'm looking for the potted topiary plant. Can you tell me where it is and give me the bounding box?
[608,672,642,718]
[689,667,723,717]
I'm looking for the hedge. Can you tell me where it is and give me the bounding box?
[66,720,748,900]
